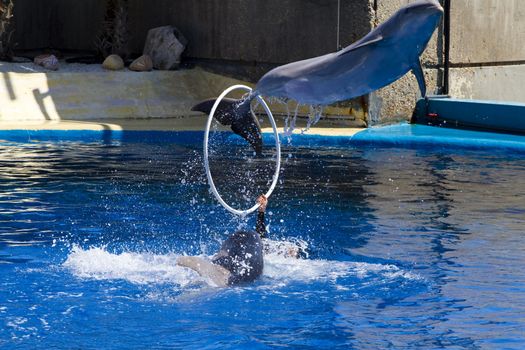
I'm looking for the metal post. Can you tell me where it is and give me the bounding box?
[337,0,341,50]
[443,0,451,95]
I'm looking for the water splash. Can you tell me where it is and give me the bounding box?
[63,245,198,286]
[283,104,299,138]
[252,97,325,140]
[367,92,382,126]
[301,105,324,134]
[63,243,423,290]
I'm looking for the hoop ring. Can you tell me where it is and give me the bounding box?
[203,84,281,216]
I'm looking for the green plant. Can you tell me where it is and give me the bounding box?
[95,0,130,59]
[0,0,15,61]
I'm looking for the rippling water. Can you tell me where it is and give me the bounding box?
[0,135,524,349]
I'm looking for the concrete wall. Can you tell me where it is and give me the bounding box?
[450,0,525,64]
[0,66,366,127]
[448,0,525,104]
[0,69,237,122]
[449,65,525,102]
[13,0,371,64]
[13,0,105,51]
[128,0,372,64]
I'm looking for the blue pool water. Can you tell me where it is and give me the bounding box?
[1,129,524,349]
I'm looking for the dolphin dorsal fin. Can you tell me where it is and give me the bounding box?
[338,35,384,56]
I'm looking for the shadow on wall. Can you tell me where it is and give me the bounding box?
[0,66,125,136]
[32,87,53,121]
[0,69,60,122]
[2,72,15,100]
[0,63,254,132]
[0,64,369,133]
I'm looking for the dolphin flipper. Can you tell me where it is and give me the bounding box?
[412,59,427,97]
[191,98,263,155]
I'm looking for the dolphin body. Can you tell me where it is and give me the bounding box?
[193,0,443,152]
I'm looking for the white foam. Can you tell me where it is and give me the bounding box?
[63,245,422,289]
[63,246,199,287]
[263,253,421,285]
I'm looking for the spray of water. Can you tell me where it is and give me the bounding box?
[255,98,325,140]
[302,105,324,134]
[62,243,423,294]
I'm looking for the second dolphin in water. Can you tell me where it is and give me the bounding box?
[193,0,444,153]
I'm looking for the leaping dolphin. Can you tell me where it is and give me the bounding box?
[192,0,443,153]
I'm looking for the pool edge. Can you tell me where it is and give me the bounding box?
[2,122,525,152]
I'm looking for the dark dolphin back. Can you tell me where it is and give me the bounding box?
[212,230,264,285]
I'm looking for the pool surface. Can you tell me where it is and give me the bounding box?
[1,129,524,349]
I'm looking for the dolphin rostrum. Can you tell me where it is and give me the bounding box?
[193,0,443,152]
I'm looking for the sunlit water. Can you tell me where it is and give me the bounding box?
[1,133,524,349]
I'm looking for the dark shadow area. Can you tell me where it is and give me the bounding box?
[1,71,16,100]
[10,0,368,81]
[101,123,117,144]
[32,88,53,120]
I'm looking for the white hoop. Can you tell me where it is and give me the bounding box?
[203,84,281,216]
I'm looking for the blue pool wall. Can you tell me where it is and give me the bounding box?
[412,97,525,135]
[2,124,525,153]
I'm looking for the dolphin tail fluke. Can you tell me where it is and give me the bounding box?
[230,100,263,155]
[412,59,427,97]
[191,97,263,155]
[191,98,236,125]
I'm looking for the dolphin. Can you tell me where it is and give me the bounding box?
[192,0,443,151]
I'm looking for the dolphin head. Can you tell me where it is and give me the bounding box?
[385,0,443,52]
[402,0,443,16]
[254,69,291,99]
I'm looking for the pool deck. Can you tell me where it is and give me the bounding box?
[0,62,367,129]
[0,117,365,137]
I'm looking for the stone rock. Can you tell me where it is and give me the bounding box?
[129,54,153,72]
[102,54,124,70]
[13,56,32,63]
[143,25,187,70]
[34,54,59,71]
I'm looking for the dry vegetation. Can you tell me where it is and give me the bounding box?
[0,0,15,61]
[95,0,130,59]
